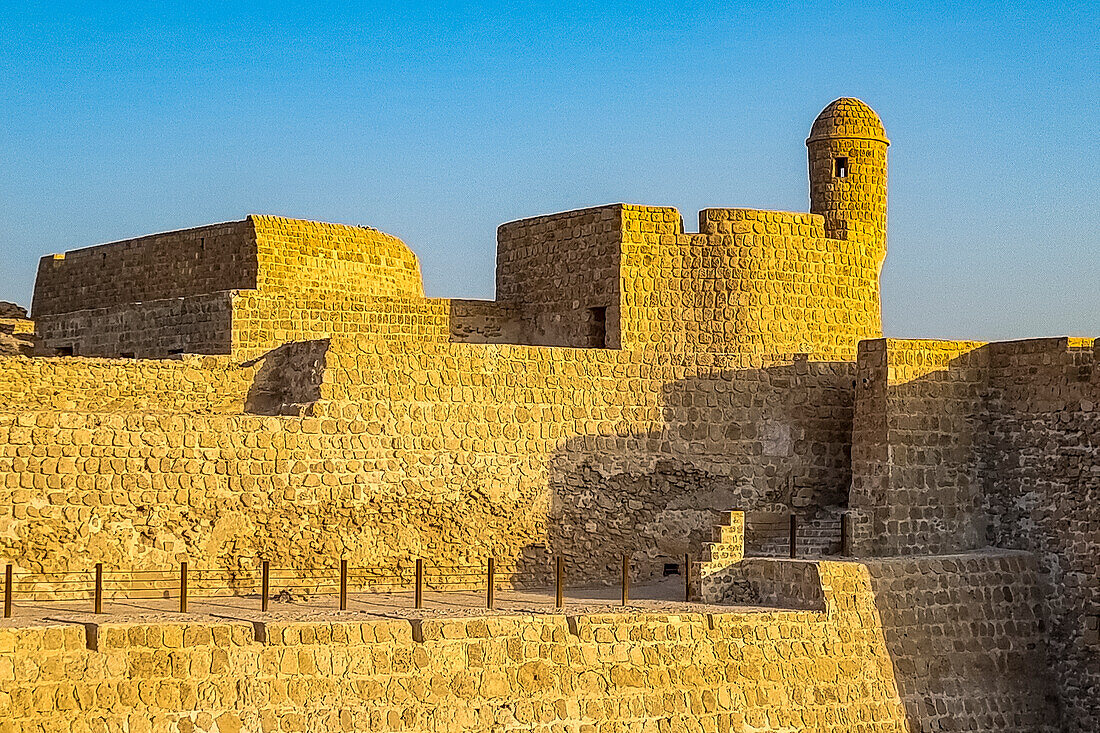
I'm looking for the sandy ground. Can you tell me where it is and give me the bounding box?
[0,576,768,629]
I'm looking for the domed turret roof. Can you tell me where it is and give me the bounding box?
[807,98,888,144]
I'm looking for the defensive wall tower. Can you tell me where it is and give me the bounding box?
[807,97,889,267]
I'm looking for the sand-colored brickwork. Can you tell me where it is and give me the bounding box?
[31,221,256,318]
[0,355,256,413]
[618,207,882,357]
[251,215,423,299]
[0,335,855,594]
[0,553,1057,733]
[807,97,889,258]
[849,336,1099,730]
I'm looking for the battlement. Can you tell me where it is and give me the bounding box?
[31,201,885,361]
[28,99,890,361]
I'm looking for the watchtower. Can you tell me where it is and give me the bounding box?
[807,98,889,267]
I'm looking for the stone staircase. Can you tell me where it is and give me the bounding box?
[752,508,844,558]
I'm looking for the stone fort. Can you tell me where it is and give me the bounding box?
[0,99,1096,732]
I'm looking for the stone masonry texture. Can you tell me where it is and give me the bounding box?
[0,555,1059,733]
[0,98,1095,731]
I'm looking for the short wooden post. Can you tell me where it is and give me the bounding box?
[789,514,798,559]
[179,562,188,613]
[840,513,850,556]
[94,563,103,614]
[620,555,630,606]
[339,559,348,611]
[3,565,12,618]
[555,556,563,609]
[414,559,423,609]
[486,557,495,610]
[261,561,270,612]
[683,554,691,602]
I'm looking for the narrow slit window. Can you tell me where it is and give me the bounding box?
[834,156,849,178]
[588,306,607,348]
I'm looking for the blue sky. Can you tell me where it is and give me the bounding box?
[1,1,1097,339]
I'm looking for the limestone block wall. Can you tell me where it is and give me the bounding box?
[705,553,1060,732]
[31,216,428,358]
[495,205,630,348]
[31,221,256,318]
[698,207,826,237]
[850,338,989,556]
[0,554,1060,733]
[228,294,520,362]
[251,215,424,299]
[447,298,522,343]
[849,336,1099,731]
[618,208,883,359]
[0,355,257,413]
[34,292,236,358]
[863,552,1059,732]
[979,338,1099,732]
[0,335,856,590]
[0,563,913,733]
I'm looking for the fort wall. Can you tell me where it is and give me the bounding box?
[0,336,854,589]
[619,211,882,358]
[495,205,629,348]
[0,355,256,413]
[850,338,988,556]
[849,336,1099,730]
[0,554,1056,733]
[34,293,236,358]
[251,215,423,299]
[31,221,256,317]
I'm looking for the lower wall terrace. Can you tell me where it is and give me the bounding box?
[0,554,1057,733]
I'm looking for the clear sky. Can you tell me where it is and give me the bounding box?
[1,1,1097,340]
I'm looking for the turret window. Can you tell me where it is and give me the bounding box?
[834,157,849,178]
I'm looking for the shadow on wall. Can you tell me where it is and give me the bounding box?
[515,359,857,584]
[243,339,331,416]
[851,337,1097,732]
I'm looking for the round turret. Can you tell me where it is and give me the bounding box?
[807,98,889,262]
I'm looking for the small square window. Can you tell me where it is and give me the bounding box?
[834,157,849,178]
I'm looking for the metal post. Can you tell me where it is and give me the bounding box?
[4,565,12,618]
[179,562,188,613]
[261,561,270,612]
[339,559,348,611]
[684,554,691,602]
[620,555,629,606]
[789,514,798,559]
[94,563,103,614]
[486,557,495,609]
[414,559,423,609]
[840,513,850,556]
[555,556,563,609]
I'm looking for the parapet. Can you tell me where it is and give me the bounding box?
[699,209,826,238]
[32,215,424,320]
